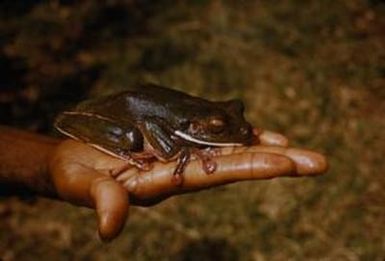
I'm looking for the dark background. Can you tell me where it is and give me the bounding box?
[0,0,384,260]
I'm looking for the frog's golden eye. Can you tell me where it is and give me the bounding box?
[188,121,200,134]
[209,117,225,133]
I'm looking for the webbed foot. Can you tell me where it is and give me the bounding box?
[110,158,152,178]
[193,148,217,174]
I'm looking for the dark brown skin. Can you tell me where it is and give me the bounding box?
[0,126,327,242]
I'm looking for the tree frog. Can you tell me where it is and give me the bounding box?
[55,83,254,185]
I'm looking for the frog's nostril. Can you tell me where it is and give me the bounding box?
[240,126,251,136]
[179,119,190,130]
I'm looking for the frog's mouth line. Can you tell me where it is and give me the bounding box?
[174,130,243,147]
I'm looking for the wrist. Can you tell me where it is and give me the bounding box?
[0,126,60,198]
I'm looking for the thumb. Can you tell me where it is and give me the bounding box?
[52,161,129,241]
[90,176,129,242]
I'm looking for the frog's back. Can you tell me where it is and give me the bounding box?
[75,83,206,123]
[126,83,207,108]
[125,83,210,120]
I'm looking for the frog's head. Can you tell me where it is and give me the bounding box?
[172,99,253,147]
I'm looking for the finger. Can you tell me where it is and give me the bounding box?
[121,152,296,202]
[257,130,289,147]
[220,146,328,176]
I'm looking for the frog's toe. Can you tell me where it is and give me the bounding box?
[109,163,131,177]
[171,173,184,186]
[202,159,217,174]
[135,160,153,171]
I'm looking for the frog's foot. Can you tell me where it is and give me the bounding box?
[130,157,153,171]
[193,148,217,174]
[252,128,263,145]
[109,163,132,178]
[110,158,152,178]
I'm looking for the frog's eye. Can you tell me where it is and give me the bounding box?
[209,117,225,133]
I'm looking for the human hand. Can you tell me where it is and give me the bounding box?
[49,129,327,241]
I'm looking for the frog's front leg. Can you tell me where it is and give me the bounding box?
[172,147,218,185]
[138,119,185,185]
[172,148,191,186]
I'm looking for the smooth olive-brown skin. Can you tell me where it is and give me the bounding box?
[55,84,254,183]
[55,84,253,161]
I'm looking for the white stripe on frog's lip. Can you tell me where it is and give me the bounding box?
[174,130,243,147]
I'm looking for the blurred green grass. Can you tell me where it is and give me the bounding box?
[1,0,384,260]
